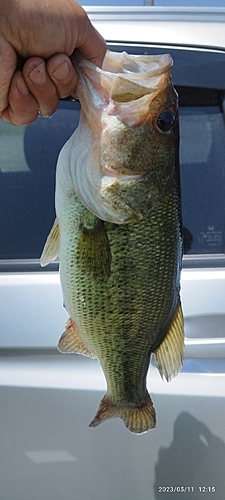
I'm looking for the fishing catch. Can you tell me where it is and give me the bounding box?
[41,50,184,434]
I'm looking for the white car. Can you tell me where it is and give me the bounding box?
[0,6,225,500]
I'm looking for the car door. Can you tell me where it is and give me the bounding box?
[0,41,225,500]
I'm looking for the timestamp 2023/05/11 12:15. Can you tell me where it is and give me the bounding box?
[157,486,216,493]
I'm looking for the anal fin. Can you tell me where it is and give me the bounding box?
[58,318,96,358]
[154,299,184,382]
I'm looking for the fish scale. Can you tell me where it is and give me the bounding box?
[41,50,184,434]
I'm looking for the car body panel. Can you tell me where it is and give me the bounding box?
[86,6,225,48]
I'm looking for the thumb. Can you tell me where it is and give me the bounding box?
[0,36,17,116]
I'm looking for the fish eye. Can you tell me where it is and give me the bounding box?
[156,111,176,133]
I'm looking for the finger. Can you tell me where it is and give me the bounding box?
[23,57,59,117]
[76,17,107,67]
[46,54,77,98]
[1,71,39,125]
[0,36,17,117]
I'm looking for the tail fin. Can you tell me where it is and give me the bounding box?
[89,393,156,434]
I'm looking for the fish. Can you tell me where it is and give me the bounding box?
[40,50,184,434]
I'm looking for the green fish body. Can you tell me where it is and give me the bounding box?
[41,50,184,434]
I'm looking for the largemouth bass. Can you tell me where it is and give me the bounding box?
[41,50,184,434]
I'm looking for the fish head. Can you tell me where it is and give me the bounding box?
[70,51,179,223]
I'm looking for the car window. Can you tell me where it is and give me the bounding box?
[180,104,225,256]
[1,45,225,268]
[0,101,80,262]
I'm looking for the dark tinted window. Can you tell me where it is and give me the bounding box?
[180,101,225,256]
[1,44,225,266]
[0,101,80,260]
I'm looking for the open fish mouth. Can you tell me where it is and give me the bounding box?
[76,50,173,102]
[64,50,176,223]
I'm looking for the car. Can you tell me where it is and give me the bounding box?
[0,6,225,500]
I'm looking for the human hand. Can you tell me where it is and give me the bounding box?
[0,0,106,125]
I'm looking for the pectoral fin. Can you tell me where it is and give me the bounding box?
[40,218,60,266]
[58,319,96,358]
[154,299,184,382]
[78,216,111,280]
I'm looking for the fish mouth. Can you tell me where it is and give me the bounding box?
[75,50,173,103]
[73,51,173,131]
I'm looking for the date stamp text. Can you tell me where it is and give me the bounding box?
[158,486,216,493]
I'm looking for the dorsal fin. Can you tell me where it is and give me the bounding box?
[40,218,60,267]
[58,318,96,358]
[154,299,184,382]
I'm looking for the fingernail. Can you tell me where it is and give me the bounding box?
[16,76,29,96]
[52,60,70,81]
[29,62,46,85]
